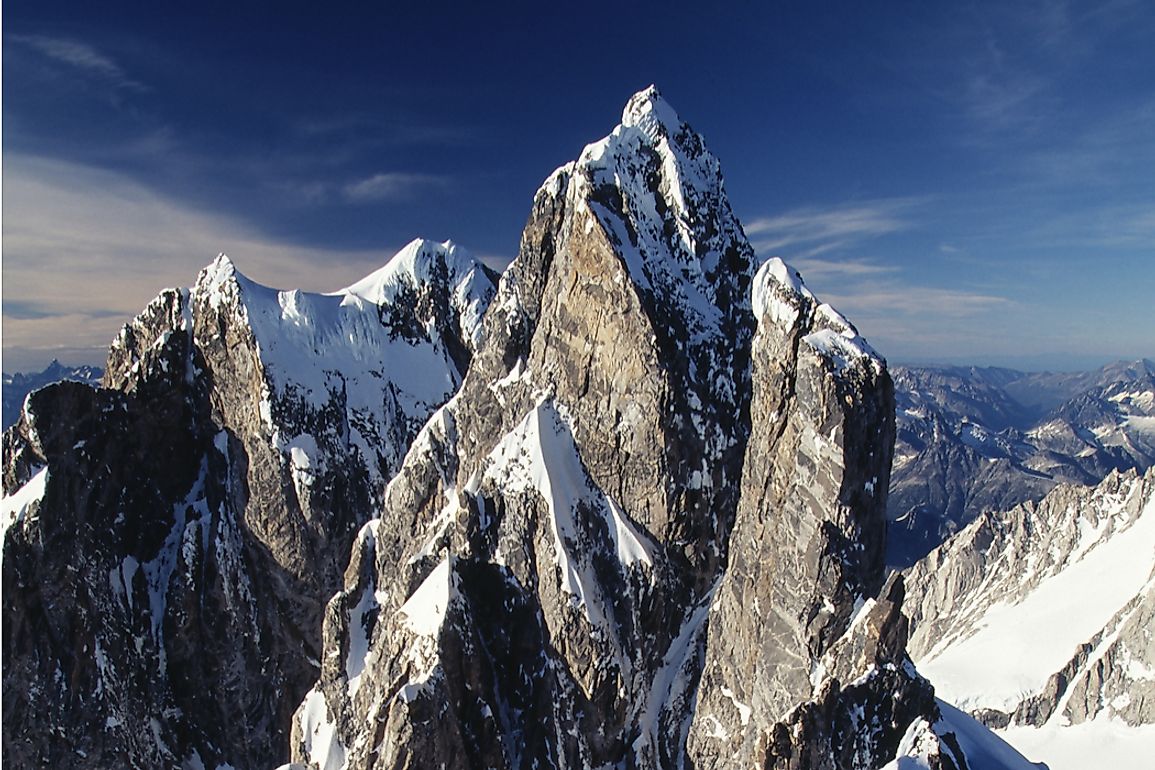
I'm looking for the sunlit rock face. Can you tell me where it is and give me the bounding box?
[291,88,956,770]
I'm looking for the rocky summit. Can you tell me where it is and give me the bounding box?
[4,88,1035,769]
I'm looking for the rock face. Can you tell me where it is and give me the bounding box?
[906,467,1155,748]
[289,88,998,770]
[1,239,497,769]
[888,361,1155,567]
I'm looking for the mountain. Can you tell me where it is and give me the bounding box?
[904,467,1155,769]
[287,88,1028,770]
[888,360,1155,567]
[3,87,1038,769]
[2,239,498,769]
[2,360,103,430]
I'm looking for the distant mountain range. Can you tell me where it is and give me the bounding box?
[887,359,1155,567]
[2,360,103,430]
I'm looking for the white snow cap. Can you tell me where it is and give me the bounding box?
[337,238,477,304]
[621,85,683,142]
[752,256,884,374]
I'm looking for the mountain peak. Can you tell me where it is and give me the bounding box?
[338,237,474,302]
[560,85,753,343]
[621,84,682,141]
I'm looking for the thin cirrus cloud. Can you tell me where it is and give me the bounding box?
[819,285,1019,364]
[789,257,899,280]
[7,34,146,91]
[342,172,447,203]
[2,154,407,371]
[745,197,1024,362]
[744,198,920,256]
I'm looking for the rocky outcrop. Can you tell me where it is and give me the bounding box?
[1,240,497,769]
[687,261,906,768]
[291,87,961,770]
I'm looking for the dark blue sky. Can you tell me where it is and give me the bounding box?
[4,1,1154,371]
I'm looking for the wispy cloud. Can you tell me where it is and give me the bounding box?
[342,172,446,203]
[745,198,920,256]
[8,35,146,91]
[813,282,1021,365]
[823,286,1011,320]
[292,114,474,148]
[790,257,899,280]
[2,154,406,369]
[961,69,1049,131]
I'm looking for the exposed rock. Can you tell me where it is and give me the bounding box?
[291,87,965,770]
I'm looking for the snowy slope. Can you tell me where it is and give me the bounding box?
[192,238,494,489]
[905,467,1155,768]
[882,699,1045,770]
[916,480,1155,712]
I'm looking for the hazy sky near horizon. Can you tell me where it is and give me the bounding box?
[3,0,1153,372]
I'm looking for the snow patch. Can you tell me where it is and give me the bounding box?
[398,557,454,637]
[345,582,380,697]
[299,689,346,770]
[481,401,655,623]
[918,482,1155,713]
[1,466,49,545]
[720,686,752,726]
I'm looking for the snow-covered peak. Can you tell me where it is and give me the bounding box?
[559,86,755,350]
[752,257,883,374]
[197,253,244,309]
[184,244,496,486]
[336,238,495,349]
[751,257,814,331]
[338,238,474,304]
[620,85,682,143]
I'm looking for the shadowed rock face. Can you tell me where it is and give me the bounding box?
[291,88,949,770]
[2,361,103,431]
[2,241,497,769]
